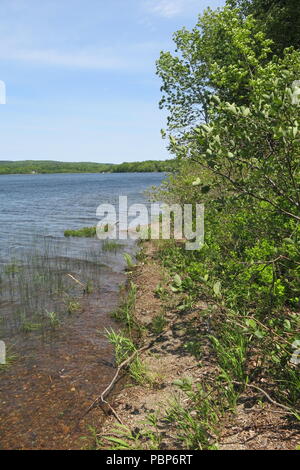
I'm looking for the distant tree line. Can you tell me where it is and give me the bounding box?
[0,159,177,175]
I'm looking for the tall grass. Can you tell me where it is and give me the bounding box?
[0,240,104,338]
[112,282,137,334]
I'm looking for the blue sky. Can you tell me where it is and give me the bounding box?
[0,0,225,163]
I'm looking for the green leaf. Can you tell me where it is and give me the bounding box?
[105,437,131,448]
[271,354,281,364]
[192,178,201,186]
[241,107,251,117]
[245,318,257,329]
[173,274,182,287]
[213,281,221,297]
[254,330,265,339]
[170,286,180,293]
[284,238,295,244]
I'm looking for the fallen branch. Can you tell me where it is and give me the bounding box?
[232,381,297,414]
[80,343,149,424]
[81,317,180,425]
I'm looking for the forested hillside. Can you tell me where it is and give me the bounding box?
[0,159,176,175]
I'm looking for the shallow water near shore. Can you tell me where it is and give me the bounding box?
[0,172,165,449]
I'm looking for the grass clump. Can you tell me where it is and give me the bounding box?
[165,378,219,450]
[84,280,94,294]
[4,263,21,276]
[105,278,151,387]
[112,282,137,333]
[0,347,17,372]
[64,226,96,238]
[21,321,42,333]
[92,423,148,450]
[66,299,81,314]
[105,328,136,364]
[96,417,163,450]
[105,328,149,385]
[45,310,60,329]
[150,313,167,335]
[123,253,136,270]
[102,241,123,253]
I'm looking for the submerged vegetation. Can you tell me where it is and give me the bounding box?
[0,244,100,340]
[102,240,123,253]
[0,346,17,372]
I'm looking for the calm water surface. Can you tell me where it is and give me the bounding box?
[0,172,165,261]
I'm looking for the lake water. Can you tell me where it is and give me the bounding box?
[0,172,165,262]
[0,172,165,449]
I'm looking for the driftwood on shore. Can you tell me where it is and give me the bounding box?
[81,315,180,425]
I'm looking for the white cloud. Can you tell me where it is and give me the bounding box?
[1,47,126,70]
[145,0,190,18]
[0,40,163,71]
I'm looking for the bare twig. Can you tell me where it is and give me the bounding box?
[81,342,152,424]
[232,381,296,414]
[81,314,181,424]
[66,273,85,288]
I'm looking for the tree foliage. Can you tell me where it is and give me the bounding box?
[157,7,272,135]
[191,51,300,222]
[227,0,300,54]
[155,3,300,411]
